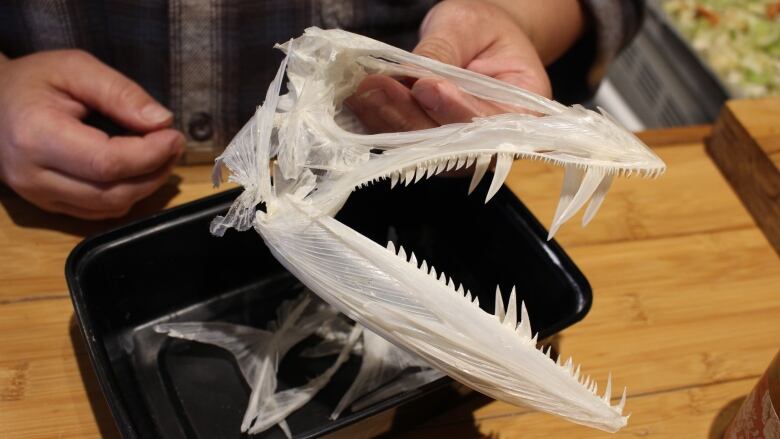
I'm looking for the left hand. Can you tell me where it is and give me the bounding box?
[346,0,553,133]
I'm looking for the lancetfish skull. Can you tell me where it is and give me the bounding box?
[210,27,664,432]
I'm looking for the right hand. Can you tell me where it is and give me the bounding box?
[0,50,184,219]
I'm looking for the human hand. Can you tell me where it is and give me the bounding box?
[345,0,554,133]
[0,50,184,219]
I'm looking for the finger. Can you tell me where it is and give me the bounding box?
[37,153,178,215]
[413,2,552,112]
[345,75,437,133]
[33,112,184,182]
[47,201,131,220]
[52,50,173,131]
[468,52,552,99]
[411,77,508,124]
[414,2,496,67]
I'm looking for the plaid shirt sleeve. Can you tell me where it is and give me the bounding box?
[549,0,645,104]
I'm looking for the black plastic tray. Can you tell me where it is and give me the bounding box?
[66,176,592,438]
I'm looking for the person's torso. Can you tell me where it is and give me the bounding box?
[0,0,435,163]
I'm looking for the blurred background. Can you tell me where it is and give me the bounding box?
[592,0,779,131]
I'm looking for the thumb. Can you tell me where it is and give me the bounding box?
[52,50,173,132]
[413,2,494,67]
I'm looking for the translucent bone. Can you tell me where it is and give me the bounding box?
[155,293,339,436]
[248,325,362,434]
[209,27,662,432]
[582,174,614,226]
[486,153,514,202]
[469,153,492,194]
[331,327,434,420]
[351,368,446,412]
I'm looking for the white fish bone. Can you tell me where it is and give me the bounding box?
[209,27,663,433]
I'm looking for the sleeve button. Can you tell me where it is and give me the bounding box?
[187,112,213,141]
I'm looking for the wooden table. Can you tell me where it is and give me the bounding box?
[1,124,779,438]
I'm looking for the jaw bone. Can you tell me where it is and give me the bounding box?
[210,27,664,432]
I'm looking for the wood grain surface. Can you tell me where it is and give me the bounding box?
[707,98,780,255]
[1,121,779,439]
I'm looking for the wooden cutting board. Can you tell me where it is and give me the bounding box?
[707,97,780,255]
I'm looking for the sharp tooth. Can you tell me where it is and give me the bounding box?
[556,355,562,366]
[543,346,551,358]
[420,260,428,273]
[386,241,396,253]
[503,287,517,328]
[465,155,476,169]
[617,387,627,414]
[494,286,505,322]
[531,332,539,345]
[455,156,466,169]
[573,365,581,380]
[398,245,407,261]
[466,292,472,301]
[516,300,532,339]
[409,252,417,267]
[592,381,598,394]
[445,157,457,171]
[558,168,605,222]
[564,357,573,371]
[581,173,614,226]
[405,167,415,185]
[485,153,513,203]
[548,166,585,239]
[414,166,425,183]
[473,296,480,307]
[431,160,444,175]
[548,168,604,239]
[426,163,437,178]
[584,376,591,388]
[390,172,400,188]
[456,284,464,295]
[468,154,492,194]
[603,373,612,403]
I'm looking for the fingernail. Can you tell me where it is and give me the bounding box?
[141,103,173,124]
[413,82,440,111]
[359,89,388,107]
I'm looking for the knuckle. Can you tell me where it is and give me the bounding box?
[416,36,460,65]
[7,125,33,152]
[108,75,143,107]
[396,117,416,133]
[90,151,122,181]
[100,186,134,211]
[7,109,42,152]
[7,168,40,198]
[61,49,95,67]
[434,0,484,28]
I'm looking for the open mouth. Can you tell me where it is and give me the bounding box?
[343,138,664,241]
[210,27,668,433]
